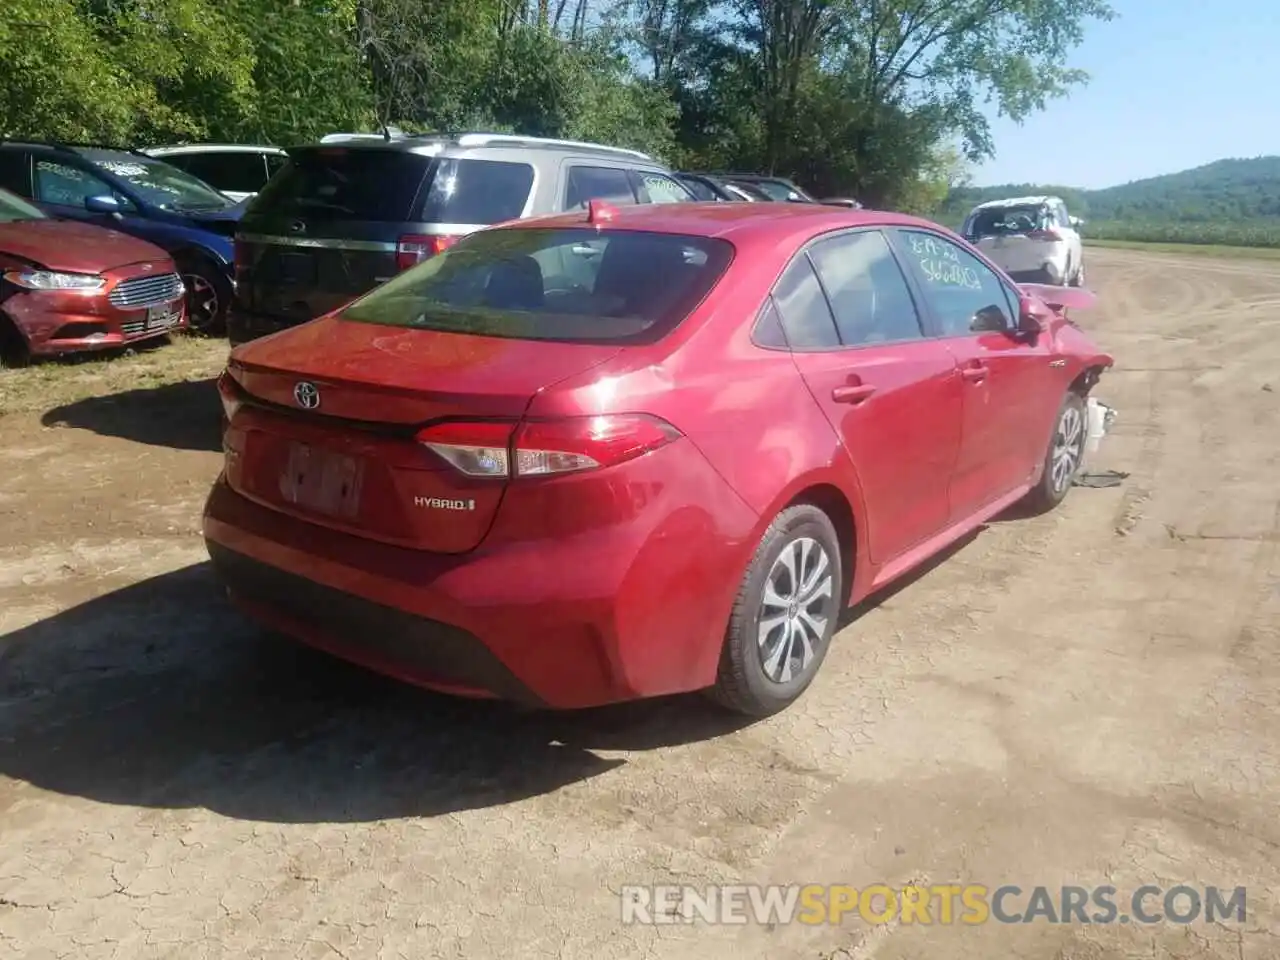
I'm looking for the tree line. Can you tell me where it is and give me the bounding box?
[1,0,1111,211]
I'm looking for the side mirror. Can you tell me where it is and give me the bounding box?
[85,194,122,215]
[1068,215,1082,228]
[1016,295,1049,337]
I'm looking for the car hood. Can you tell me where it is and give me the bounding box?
[0,219,170,272]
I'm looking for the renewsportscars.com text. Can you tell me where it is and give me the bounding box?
[620,884,1247,926]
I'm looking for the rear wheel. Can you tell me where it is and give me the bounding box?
[1024,392,1087,512]
[1069,258,1085,287]
[178,259,230,336]
[708,504,842,717]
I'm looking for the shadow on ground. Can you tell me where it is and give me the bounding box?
[0,563,752,823]
[40,377,221,452]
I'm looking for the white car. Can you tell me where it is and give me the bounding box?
[961,195,1085,287]
[142,144,288,203]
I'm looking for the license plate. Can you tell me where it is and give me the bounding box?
[145,304,179,330]
[278,442,364,519]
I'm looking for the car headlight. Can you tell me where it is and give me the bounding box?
[4,270,106,292]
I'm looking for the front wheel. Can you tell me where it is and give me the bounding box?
[1024,392,1087,512]
[707,504,843,717]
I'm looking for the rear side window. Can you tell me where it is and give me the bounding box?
[419,158,534,225]
[771,256,839,349]
[565,166,637,209]
[808,231,923,345]
[339,227,733,345]
[252,148,430,221]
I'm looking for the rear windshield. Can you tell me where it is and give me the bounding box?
[252,147,431,221]
[340,227,734,344]
[967,205,1049,237]
[250,149,534,225]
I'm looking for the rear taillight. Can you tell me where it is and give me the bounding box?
[1027,229,1062,241]
[416,415,682,478]
[396,234,459,271]
[217,370,243,423]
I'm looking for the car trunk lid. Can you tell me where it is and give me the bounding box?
[221,315,623,553]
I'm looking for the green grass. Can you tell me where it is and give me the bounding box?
[0,334,227,417]
[1085,238,1280,261]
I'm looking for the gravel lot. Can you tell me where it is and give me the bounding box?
[1,248,1277,959]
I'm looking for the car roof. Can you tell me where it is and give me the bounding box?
[506,201,944,243]
[971,195,1062,210]
[145,144,286,155]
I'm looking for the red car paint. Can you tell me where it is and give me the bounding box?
[203,202,1113,710]
[0,189,186,358]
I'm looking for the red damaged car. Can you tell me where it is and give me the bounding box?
[204,201,1114,716]
[0,188,185,365]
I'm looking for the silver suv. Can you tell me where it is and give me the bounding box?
[229,133,695,344]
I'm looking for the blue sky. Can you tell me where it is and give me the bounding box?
[973,0,1280,189]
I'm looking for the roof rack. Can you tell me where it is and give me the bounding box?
[450,132,652,160]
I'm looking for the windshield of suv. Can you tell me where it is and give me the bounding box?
[0,189,46,223]
[340,227,734,344]
[85,152,231,212]
[968,205,1050,238]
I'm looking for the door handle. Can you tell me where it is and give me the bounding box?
[832,383,876,404]
[961,364,989,383]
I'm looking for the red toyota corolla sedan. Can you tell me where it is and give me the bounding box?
[0,188,186,364]
[203,201,1114,716]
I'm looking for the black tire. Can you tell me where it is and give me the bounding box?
[0,312,30,368]
[1069,258,1085,287]
[1024,391,1087,512]
[178,258,230,336]
[707,503,843,717]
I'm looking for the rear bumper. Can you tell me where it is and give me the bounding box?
[207,541,545,705]
[202,459,756,708]
[1006,264,1064,285]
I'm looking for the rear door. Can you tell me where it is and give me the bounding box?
[891,228,1054,520]
[775,230,962,564]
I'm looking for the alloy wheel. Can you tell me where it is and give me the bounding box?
[757,536,835,684]
[1051,404,1085,493]
[183,273,220,333]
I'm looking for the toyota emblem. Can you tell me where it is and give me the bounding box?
[293,381,320,410]
[289,220,307,234]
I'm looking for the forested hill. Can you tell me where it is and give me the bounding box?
[939,156,1280,224]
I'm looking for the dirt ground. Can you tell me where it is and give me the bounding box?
[0,249,1277,959]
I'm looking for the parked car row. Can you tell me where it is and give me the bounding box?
[0,131,869,362]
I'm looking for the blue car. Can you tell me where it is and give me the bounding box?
[0,141,245,333]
